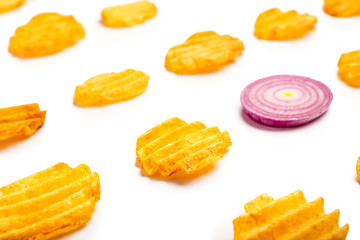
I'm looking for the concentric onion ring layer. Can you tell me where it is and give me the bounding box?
[241,75,333,127]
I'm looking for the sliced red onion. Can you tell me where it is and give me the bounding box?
[240,75,333,127]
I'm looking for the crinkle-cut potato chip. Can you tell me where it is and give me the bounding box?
[0,103,46,141]
[165,31,245,74]
[101,1,157,28]
[74,69,149,107]
[0,0,25,14]
[9,12,85,58]
[338,49,360,87]
[323,0,360,17]
[0,162,100,240]
[233,190,349,240]
[136,117,232,177]
[356,157,360,181]
[254,8,317,40]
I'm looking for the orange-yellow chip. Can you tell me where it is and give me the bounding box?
[254,8,317,40]
[136,117,232,177]
[165,31,245,74]
[356,157,360,181]
[101,1,157,28]
[9,12,85,58]
[0,162,100,239]
[0,103,46,141]
[233,190,349,240]
[323,0,360,17]
[74,69,149,107]
[0,0,25,13]
[338,49,360,87]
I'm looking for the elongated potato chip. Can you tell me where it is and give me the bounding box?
[0,103,46,141]
[165,31,245,74]
[0,163,100,239]
[9,12,85,58]
[0,0,25,13]
[136,117,232,177]
[338,49,360,87]
[356,157,360,181]
[254,8,317,40]
[101,1,157,27]
[233,190,349,240]
[323,0,360,17]
[74,69,149,107]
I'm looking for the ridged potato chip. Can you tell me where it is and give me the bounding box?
[0,0,25,13]
[165,31,245,74]
[356,157,360,181]
[101,1,157,28]
[254,8,317,40]
[233,190,349,240]
[0,162,100,239]
[338,49,360,87]
[9,12,85,58]
[323,0,360,17]
[136,117,232,177]
[0,103,46,141]
[74,69,149,107]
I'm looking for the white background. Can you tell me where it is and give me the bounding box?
[1,0,360,239]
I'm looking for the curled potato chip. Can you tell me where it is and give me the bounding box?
[136,117,232,177]
[101,1,157,27]
[74,69,149,107]
[254,8,317,40]
[165,31,245,74]
[0,0,25,13]
[323,0,360,17]
[0,162,100,239]
[0,103,46,141]
[233,190,349,240]
[9,12,85,58]
[338,49,360,87]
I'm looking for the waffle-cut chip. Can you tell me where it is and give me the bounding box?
[0,163,100,239]
[136,117,232,177]
[254,8,317,40]
[0,0,25,13]
[323,0,360,17]
[101,1,157,28]
[0,103,46,141]
[338,49,360,87]
[233,190,349,240]
[9,12,85,58]
[74,69,149,107]
[165,31,245,74]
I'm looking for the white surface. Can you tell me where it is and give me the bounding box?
[1,0,360,239]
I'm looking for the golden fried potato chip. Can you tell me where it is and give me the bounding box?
[0,0,25,13]
[233,190,349,240]
[0,103,46,141]
[9,12,85,58]
[0,163,100,239]
[323,0,360,17]
[136,117,232,177]
[254,8,317,40]
[74,69,149,107]
[165,31,245,74]
[101,0,157,28]
[356,157,360,181]
[338,49,360,87]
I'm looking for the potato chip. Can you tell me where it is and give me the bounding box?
[136,117,232,177]
[356,157,360,181]
[165,31,245,74]
[0,0,25,13]
[0,103,46,141]
[0,163,100,239]
[338,49,360,87]
[74,69,149,107]
[233,190,349,240]
[9,12,85,58]
[323,0,360,17]
[254,8,317,40]
[101,1,157,28]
